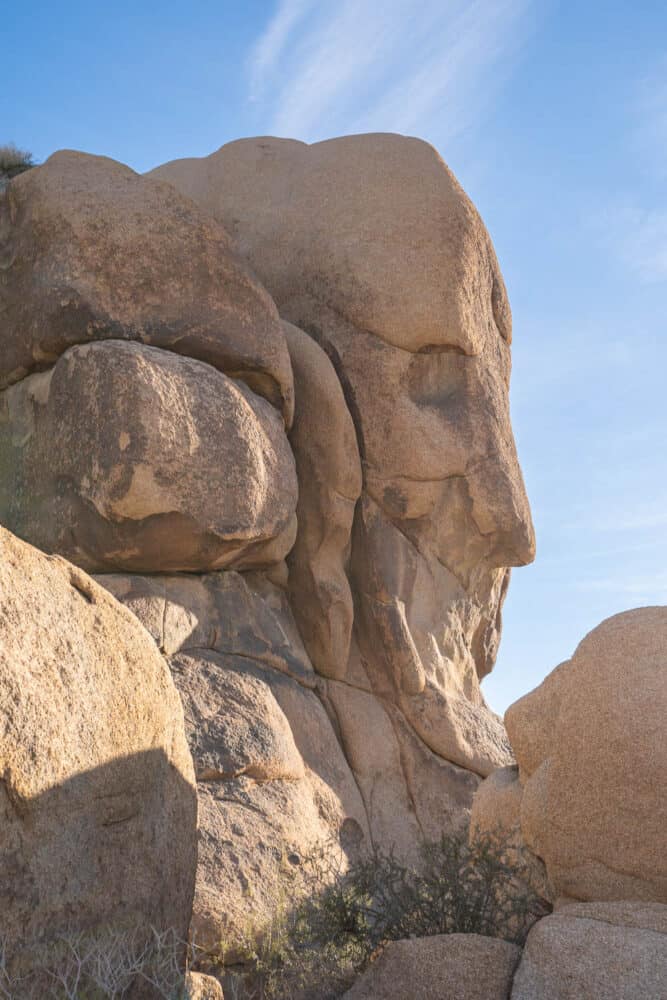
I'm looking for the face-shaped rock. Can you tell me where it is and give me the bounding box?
[151,134,535,775]
[0,136,537,953]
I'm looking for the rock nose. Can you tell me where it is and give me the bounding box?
[493,511,536,568]
[467,449,536,569]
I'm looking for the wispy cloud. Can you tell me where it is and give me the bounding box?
[248,0,531,144]
[599,199,667,284]
[576,571,667,602]
[599,59,667,283]
[635,58,667,180]
[595,499,667,534]
[248,0,314,100]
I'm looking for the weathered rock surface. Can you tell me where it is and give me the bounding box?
[0,340,297,572]
[343,933,521,1000]
[283,320,362,681]
[151,133,534,785]
[98,569,315,684]
[0,135,540,963]
[149,134,511,357]
[326,679,480,859]
[511,902,667,999]
[98,571,370,952]
[0,527,197,951]
[0,149,294,420]
[505,607,667,904]
[470,765,551,902]
[471,765,523,840]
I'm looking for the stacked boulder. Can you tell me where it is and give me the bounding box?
[473,607,667,999]
[1,133,664,998]
[0,134,537,956]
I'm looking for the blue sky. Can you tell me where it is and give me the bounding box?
[3,1,666,712]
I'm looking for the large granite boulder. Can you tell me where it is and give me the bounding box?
[148,134,512,357]
[0,340,297,572]
[511,902,667,999]
[343,934,521,1000]
[503,607,667,904]
[0,149,293,421]
[0,527,197,954]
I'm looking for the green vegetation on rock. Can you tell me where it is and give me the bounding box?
[209,830,547,1000]
[0,143,35,184]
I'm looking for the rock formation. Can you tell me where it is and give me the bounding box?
[511,902,667,1000]
[2,131,663,999]
[1,134,536,957]
[0,526,197,956]
[0,149,293,418]
[473,607,667,997]
[0,340,297,572]
[343,934,521,1000]
[150,134,536,785]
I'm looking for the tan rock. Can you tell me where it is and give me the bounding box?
[148,134,511,357]
[511,902,667,999]
[150,133,534,780]
[343,933,521,1000]
[505,607,667,903]
[326,680,480,857]
[172,651,305,783]
[186,972,224,999]
[326,680,424,858]
[0,526,197,951]
[471,766,552,903]
[100,572,370,953]
[283,320,362,680]
[0,150,293,421]
[98,570,314,686]
[471,765,523,840]
[351,494,513,776]
[180,653,369,954]
[0,341,297,572]
[390,706,482,844]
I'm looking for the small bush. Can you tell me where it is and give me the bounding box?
[0,144,35,184]
[213,829,548,1000]
[0,925,189,999]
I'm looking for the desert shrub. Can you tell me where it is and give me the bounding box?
[0,925,189,999]
[213,829,548,1000]
[0,144,35,185]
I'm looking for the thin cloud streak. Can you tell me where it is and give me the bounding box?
[248,0,314,99]
[600,59,667,283]
[249,0,531,143]
[635,58,667,180]
[576,571,667,600]
[601,200,667,284]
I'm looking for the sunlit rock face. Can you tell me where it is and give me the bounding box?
[0,134,535,950]
[0,527,197,956]
[0,149,294,420]
[0,340,297,573]
[150,133,535,780]
[496,608,667,905]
